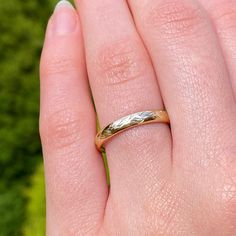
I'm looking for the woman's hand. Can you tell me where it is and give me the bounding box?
[40,0,236,235]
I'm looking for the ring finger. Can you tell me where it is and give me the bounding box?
[75,0,171,231]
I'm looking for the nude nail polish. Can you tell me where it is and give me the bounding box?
[53,0,77,36]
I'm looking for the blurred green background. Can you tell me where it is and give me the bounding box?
[0,0,66,235]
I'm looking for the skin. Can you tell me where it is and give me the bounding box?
[40,0,236,235]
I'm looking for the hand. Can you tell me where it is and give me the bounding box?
[40,0,236,235]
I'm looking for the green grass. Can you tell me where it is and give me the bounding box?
[23,162,46,236]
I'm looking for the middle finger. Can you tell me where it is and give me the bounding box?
[128,0,236,167]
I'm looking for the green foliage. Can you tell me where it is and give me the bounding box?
[0,0,59,235]
[0,188,25,236]
[23,163,46,236]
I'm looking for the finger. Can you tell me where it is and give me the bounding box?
[198,0,236,98]
[128,0,236,166]
[75,0,172,223]
[40,2,107,234]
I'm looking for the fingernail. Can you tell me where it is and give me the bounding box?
[52,0,77,36]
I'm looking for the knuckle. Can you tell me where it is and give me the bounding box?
[40,52,78,77]
[40,109,85,149]
[213,3,236,31]
[93,39,147,87]
[144,1,205,38]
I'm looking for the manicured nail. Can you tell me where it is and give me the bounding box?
[53,0,77,36]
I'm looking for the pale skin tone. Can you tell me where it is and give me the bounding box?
[40,0,236,235]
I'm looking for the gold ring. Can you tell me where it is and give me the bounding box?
[95,110,170,152]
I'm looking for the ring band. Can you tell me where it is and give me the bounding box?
[95,110,170,152]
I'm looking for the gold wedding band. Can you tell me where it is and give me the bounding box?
[95,110,170,152]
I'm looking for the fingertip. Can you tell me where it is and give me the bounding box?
[55,0,74,10]
[45,16,53,39]
[45,0,78,39]
[41,1,82,78]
